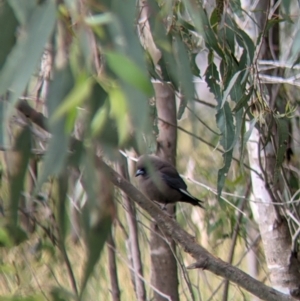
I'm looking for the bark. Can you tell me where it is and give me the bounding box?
[247,128,300,298]
[117,159,146,301]
[149,82,179,301]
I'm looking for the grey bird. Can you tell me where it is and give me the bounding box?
[135,155,204,208]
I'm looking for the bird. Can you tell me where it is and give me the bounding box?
[135,155,204,208]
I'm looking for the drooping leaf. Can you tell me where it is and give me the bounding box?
[105,51,153,96]
[0,1,19,69]
[80,155,113,297]
[174,36,195,118]
[230,0,244,19]
[235,28,255,65]
[216,102,235,198]
[109,86,130,145]
[0,1,56,107]
[52,76,94,121]
[205,60,222,105]
[37,66,74,190]
[220,71,241,108]
[8,0,36,25]
[9,126,31,226]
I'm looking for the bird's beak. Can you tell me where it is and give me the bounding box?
[135,169,143,177]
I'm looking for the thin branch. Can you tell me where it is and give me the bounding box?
[107,233,121,301]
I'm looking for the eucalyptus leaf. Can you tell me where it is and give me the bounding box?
[216,102,235,198]
[0,1,56,107]
[105,51,153,96]
[37,66,74,190]
[0,1,18,69]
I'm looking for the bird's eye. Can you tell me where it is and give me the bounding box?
[135,168,146,177]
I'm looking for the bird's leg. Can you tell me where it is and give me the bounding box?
[161,203,167,211]
[153,201,167,211]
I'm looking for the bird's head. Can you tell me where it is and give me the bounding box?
[135,155,154,178]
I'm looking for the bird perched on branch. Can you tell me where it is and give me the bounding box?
[135,155,204,208]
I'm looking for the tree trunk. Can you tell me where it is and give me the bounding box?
[240,0,300,297]
[149,82,179,301]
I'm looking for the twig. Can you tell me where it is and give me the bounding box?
[107,233,121,301]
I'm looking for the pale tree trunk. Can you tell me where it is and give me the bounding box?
[242,0,300,298]
[247,127,300,297]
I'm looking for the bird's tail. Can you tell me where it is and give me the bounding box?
[179,189,205,208]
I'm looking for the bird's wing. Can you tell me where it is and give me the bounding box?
[159,166,187,191]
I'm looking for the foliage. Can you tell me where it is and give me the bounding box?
[0,0,299,300]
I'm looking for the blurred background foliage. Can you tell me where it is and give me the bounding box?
[0,0,299,300]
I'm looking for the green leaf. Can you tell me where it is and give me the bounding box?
[57,172,69,242]
[0,1,19,69]
[52,76,94,121]
[0,1,56,107]
[216,102,235,198]
[235,28,255,65]
[274,117,289,183]
[109,87,130,145]
[282,0,291,15]
[174,36,195,119]
[183,0,225,59]
[220,71,241,108]
[8,0,36,25]
[80,155,112,297]
[9,126,31,226]
[230,0,244,19]
[37,66,74,190]
[205,60,222,104]
[105,51,153,96]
